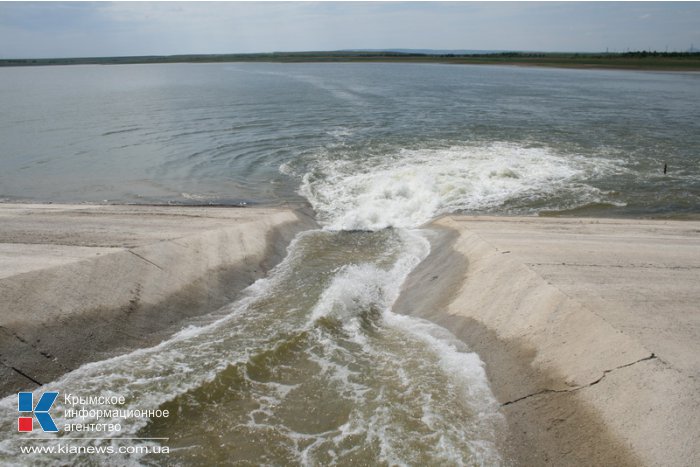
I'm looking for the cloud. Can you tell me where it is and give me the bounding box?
[0,2,699,58]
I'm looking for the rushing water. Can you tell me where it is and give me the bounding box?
[0,227,504,465]
[0,63,698,465]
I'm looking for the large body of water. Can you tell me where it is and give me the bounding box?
[0,63,698,465]
[1,63,699,217]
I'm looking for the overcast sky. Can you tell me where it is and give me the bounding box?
[1,2,698,58]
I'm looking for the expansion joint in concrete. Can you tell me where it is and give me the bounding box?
[501,353,657,407]
[0,325,69,371]
[0,325,27,345]
[0,359,43,387]
[127,250,164,270]
[526,262,699,270]
[10,365,43,386]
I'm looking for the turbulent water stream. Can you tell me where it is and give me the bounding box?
[0,220,505,466]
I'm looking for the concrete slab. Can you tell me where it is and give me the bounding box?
[396,215,700,467]
[445,216,700,375]
[0,203,315,396]
[0,244,119,279]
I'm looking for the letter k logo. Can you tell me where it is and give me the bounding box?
[18,392,59,432]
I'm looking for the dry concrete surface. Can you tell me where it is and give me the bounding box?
[395,215,700,467]
[0,203,315,396]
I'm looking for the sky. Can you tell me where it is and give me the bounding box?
[1,2,699,58]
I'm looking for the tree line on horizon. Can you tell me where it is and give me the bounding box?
[1,50,699,68]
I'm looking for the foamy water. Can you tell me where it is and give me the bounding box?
[300,141,625,230]
[0,227,504,466]
[1,140,515,463]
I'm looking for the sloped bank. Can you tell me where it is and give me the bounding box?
[0,204,316,396]
[394,216,700,467]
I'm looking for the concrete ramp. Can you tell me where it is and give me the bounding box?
[396,216,700,467]
[0,204,314,396]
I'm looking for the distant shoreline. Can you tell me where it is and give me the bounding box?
[2,51,700,71]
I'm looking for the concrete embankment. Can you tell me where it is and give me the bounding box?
[395,216,700,467]
[0,203,315,397]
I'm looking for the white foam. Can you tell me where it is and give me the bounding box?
[384,311,503,417]
[278,161,295,176]
[300,142,624,230]
[308,229,430,327]
[326,127,354,139]
[180,192,210,201]
[0,186,506,464]
[298,229,503,464]
[382,311,504,463]
[0,232,325,465]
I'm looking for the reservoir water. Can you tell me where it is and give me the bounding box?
[1,63,698,217]
[0,63,698,465]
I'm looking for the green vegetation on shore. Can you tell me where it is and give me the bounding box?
[2,50,700,70]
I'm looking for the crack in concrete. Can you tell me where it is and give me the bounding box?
[502,353,657,407]
[0,325,28,345]
[128,250,164,271]
[0,326,69,371]
[527,262,698,270]
[0,359,43,386]
[10,366,43,386]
